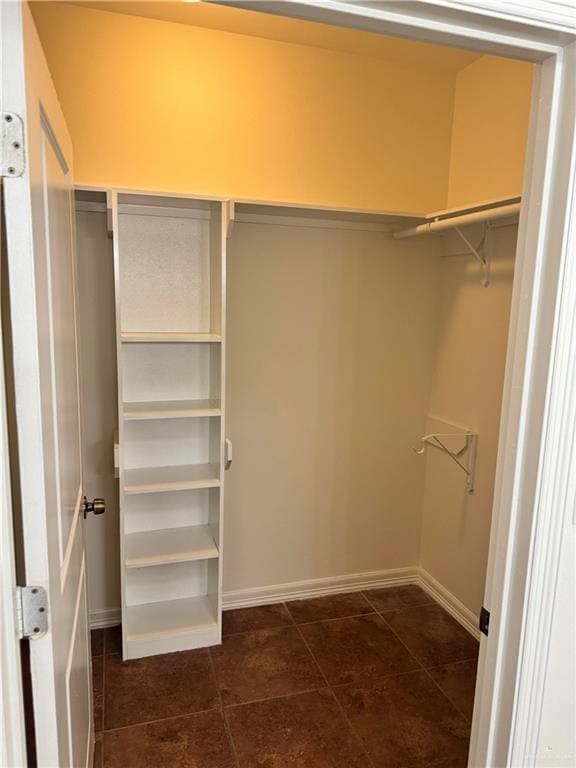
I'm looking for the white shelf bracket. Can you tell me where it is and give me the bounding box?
[453,224,492,287]
[414,431,478,493]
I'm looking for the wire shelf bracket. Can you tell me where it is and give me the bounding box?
[453,223,492,287]
[414,430,478,493]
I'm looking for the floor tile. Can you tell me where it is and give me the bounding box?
[91,629,105,657]
[428,660,478,721]
[105,625,122,655]
[223,603,293,636]
[383,605,479,667]
[104,649,218,730]
[300,613,420,685]
[286,592,374,624]
[335,670,470,768]
[92,655,104,733]
[211,627,323,706]
[226,689,371,768]
[363,585,433,613]
[103,710,235,768]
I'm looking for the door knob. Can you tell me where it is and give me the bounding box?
[82,496,105,519]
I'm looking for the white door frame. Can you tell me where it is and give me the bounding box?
[0,189,27,768]
[1,1,574,765]
[216,2,576,766]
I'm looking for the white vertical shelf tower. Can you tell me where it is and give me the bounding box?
[112,192,229,659]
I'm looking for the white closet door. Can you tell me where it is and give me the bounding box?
[2,3,92,766]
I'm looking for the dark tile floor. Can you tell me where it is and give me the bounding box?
[91,586,479,768]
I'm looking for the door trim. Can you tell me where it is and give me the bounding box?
[0,183,28,768]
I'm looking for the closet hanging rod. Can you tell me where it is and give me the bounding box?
[393,202,521,239]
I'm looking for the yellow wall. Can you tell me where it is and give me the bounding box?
[446,56,533,208]
[30,2,459,214]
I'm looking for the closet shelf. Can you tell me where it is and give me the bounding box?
[121,331,222,343]
[123,463,220,494]
[125,525,219,567]
[126,595,217,641]
[123,399,222,420]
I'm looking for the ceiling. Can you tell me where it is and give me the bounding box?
[65,1,481,72]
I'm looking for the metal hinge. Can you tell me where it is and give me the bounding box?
[15,586,49,639]
[1,113,25,177]
[479,605,490,637]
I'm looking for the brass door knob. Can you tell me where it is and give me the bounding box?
[82,496,105,519]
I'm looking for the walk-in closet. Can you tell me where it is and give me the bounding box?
[75,187,521,659]
[20,1,536,765]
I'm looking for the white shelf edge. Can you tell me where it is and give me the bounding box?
[122,463,221,495]
[125,595,218,642]
[125,525,219,568]
[123,399,222,421]
[121,331,222,344]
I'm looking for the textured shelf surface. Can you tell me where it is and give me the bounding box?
[123,463,220,494]
[125,525,218,567]
[123,399,222,420]
[121,331,222,343]
[126,595,217,641]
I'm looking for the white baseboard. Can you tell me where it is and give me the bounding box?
[417,568,481,640]
[222,567,419,609]
[89,607,121,629]
[88,566,480,641]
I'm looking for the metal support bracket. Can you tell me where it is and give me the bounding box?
[454,224,492,287]
[16,586,49,639]
[414,431,478,493]
[1,113,25,177]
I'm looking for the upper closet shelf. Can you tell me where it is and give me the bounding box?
[393,196,521,287]
[121,332,222,343]
[393,196,521,239]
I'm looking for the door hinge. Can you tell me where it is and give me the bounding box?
[1,113,26,177]
[479,605,490,637]
[15,586,49,639]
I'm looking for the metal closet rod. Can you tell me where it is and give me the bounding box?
[393,202,521,239]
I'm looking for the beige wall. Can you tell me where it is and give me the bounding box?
[419,224,516,613]
[447,56,533,208]
[75,208,516,620]
[30,2,459,214]
[225,222,441,591]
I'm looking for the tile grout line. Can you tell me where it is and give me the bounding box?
[363,596,478,725]
[371,597,480,672]
[100,639,105,758]
[293,619,378,768]
[422,666,474,724]
[348,597,433,768]
[101,629,106,740]
[288,609,378,628]
[207,647,241,768]
[222,685,329,710]
[100,704,223,735]
[369,600,428,671]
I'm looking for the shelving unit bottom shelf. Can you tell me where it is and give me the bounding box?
[125,595,219,659]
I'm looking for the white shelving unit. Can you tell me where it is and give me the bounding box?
[112,191,230,659]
